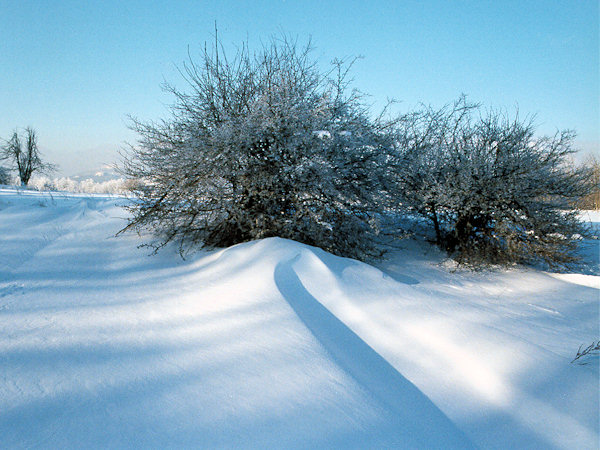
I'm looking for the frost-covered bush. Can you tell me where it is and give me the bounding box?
[392,97,593,266]
[27,175,128,194]
[121,36,393,259]
[75,177,126,194]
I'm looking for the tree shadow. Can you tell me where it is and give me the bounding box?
[274,255,474,449]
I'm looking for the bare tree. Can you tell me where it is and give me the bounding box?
[121,36,392,259]
[392,97,593,267]
[1,127,55,186]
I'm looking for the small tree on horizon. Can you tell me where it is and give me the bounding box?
[1,127,55,186]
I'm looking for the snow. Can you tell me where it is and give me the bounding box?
[0,187,598,449]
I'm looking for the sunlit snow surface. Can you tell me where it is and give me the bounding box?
[0,188,597,449]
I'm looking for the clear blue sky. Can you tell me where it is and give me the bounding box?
[1,0,598,175]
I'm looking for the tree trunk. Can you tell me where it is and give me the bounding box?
[429,204,442,245]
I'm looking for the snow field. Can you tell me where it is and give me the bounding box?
[0,188,597,448]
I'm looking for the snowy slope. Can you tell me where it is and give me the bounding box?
[0,188,597,449]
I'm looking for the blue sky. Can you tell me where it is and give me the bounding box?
[1,0,598,175]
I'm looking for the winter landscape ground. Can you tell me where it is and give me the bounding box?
[0,187,598,449]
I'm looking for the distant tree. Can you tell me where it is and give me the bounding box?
[1,127,55,186]
[577,155,600,210]
[392,97,593,267]
[0,166,10,185]
[121,36,393,259]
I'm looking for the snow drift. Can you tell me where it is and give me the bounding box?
[0,188,598,448]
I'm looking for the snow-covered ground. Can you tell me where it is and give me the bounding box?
[0,187,598,449]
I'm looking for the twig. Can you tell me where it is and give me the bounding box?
[571,341,600,364]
